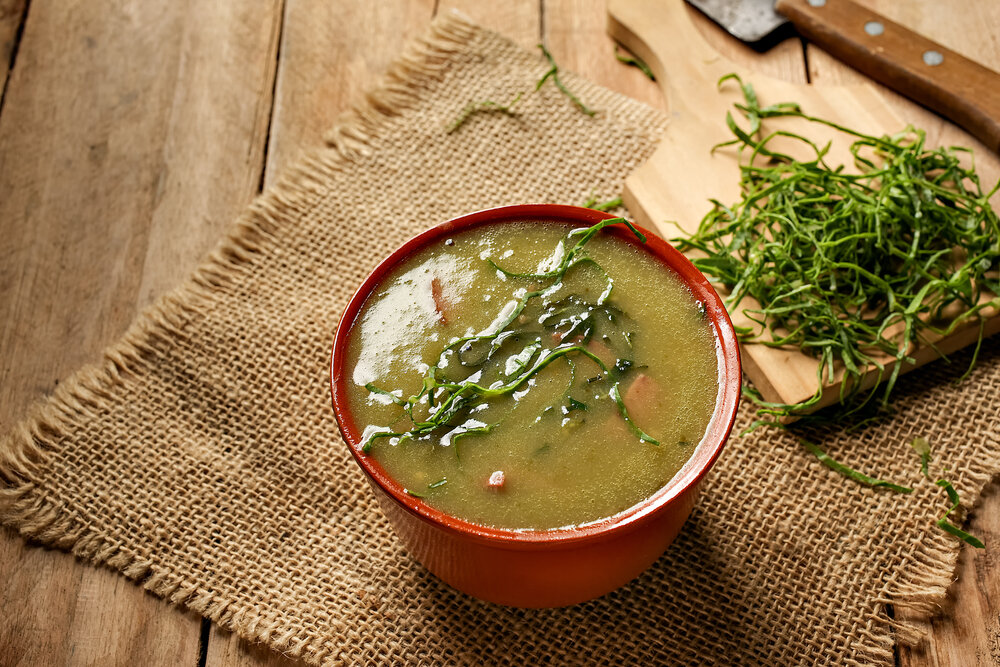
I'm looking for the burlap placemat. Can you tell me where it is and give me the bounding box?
[2,12,999,666]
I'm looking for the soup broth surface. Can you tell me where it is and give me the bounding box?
[345,220,719,530]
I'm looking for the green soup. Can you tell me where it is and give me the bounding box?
[344,219,719,530]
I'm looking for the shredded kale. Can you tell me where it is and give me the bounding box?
[536,43,595,116]
[447,93,523,133]
[910,436,932,479]
[583,194,624,211]
[614,46,655,81]
[935,478,985,548]
[800,439,912,494]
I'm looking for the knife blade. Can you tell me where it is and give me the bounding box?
[687,0,787,45]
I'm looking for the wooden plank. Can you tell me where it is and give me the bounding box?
[897,481,1000,667]
[438,0,540,48]
[207,625,301,667]
[0,0,284,663]
[136,0,284,306]
[263,0,436,187]
[543,1,806,170]
[801,4,1000,665]
[0,0,26,93]
[0,1,990,665]
[544,0,665,113]
[1,537,204,666]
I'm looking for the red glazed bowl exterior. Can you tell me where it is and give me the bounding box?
[330,204,741,608]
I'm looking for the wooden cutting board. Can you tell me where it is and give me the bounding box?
[608,0,1000,411]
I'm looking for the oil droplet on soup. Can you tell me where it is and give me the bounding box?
[344,221,719,530]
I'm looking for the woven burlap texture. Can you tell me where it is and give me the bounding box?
[2,12,998,666]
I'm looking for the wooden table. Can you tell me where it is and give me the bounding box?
[1,1,997,664]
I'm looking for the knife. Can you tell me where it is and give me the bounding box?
[687,0,1000,153]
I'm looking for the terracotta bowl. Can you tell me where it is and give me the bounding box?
[330,204,741,608]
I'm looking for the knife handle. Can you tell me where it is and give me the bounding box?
[775,0,1000,153]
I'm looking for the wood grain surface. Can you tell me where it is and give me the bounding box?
[0,0,25,94]
[0,1,995,665]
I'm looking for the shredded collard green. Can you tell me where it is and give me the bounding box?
[935,478,985,548]
[909,437,985,548]
[583,194,624,212]
[672,74,1000,424]
[536,44,595,117]
[800,439,912,494]
[614,46,655,81]
[910,436,932,479]
[802,437,985,547]
[447,93,523,134]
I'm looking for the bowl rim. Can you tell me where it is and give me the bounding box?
[330,204,741,549]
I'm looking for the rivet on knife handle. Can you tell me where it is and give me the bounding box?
[775,0,1000,153]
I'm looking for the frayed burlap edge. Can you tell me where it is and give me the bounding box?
[862,442,1000,664]
[1,9,996,665]
[848,453,1000,666]
[0,12,478,666]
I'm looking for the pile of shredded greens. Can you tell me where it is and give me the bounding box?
[361,218,659,454]
[673,74,996,548]
[672,74,1000,425]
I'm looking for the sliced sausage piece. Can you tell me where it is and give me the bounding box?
[586,338,616,367]
[623,373,663,431]
[431,277,452,324]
